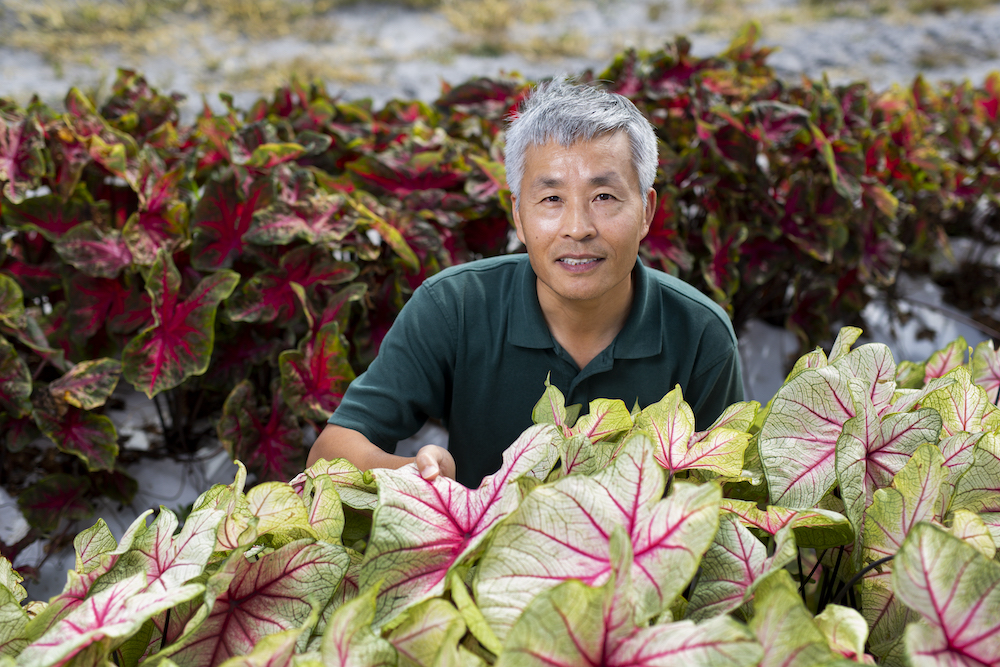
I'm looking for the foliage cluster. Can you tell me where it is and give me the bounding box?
[2,327,1000,666]
[3,28,1000,588]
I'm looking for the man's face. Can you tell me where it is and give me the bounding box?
[512,131,656,310]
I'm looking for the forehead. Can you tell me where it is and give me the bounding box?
[521,131,637,187]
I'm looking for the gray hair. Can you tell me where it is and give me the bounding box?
[504,77,658,204]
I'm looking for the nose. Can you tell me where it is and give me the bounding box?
[560,199,597,241]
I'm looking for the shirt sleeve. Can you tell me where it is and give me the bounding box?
[328,281,456,452]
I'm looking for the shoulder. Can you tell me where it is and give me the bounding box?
[418,254,527,301]
[642,264,737,344]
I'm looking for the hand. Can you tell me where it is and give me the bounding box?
[415,445,456,481]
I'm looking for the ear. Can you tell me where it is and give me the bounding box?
[511,194,527,245]
[640,188,656,239]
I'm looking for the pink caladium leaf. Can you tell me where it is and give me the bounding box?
[167,540,350,667]
[0,335,31,418]
[19,572,203,667]
[226,246,358,324]
[278,323,356,422]
[190,177,266,271]
[497,528,762,667]
[923,336,967,383]
[33,394,118,471]
[53,222,134,279]
[894,522,1000,666]
[687,515,797,622]
[122,250,239,398]
[48,358,121,411]
[360,424,559,624]
[218,380,304,483]
[0,108,48,204]
[476,435,721,642]
[972,340,1000,404]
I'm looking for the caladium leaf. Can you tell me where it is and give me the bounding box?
[47,357,121,410]
[320,583,396,667]
[218,380,305,483]
[0,109,48,204]
[972,339,1000,405]
[305,474,346,545]
[33,392,119,471]
[279,323,356,422]
[687,515,797,622]
[568,398,633,442]
[19,572,204,667]
[291,458,378,512]
[950,432,1000,513]
[0,585,28,658]
[191,177,266,271]
[122,152,189,266]
[938,431,985,515]
[66,275,151,338]
[360,424,558,624]
[894,522,1000,667]
[813,605,872,663]
[53,222,133,279]
[122,250,239,398]
[168,540,349,667]
[921,367,993,437]
[948,509,996,559]
[193,462,258,552]
[0,558,25,604]
[476,435,720,641]
[0,335,31,418]
[530,377,579,432]
[387,598,466,667]
[215,623,309,667]
[447,569,502,657]
[718,499,853,549]
[748,569,839,667]
[923,336,967,382]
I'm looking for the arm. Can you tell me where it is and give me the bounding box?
[308,423,456,481]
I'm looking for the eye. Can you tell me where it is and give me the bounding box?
[541,195,561,203]
[595,193,616,201]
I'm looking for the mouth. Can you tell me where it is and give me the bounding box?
[558,257,602,267]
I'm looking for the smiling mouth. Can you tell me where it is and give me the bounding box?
[559,258,601,266]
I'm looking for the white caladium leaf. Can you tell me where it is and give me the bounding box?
[387,598,465,667]
[948,509,997,559]
[245,481,316,545]
[320,584,395,667]
[923,336,967,382]
[216,608,317,667]
[291,459,377,512]
[938,431,984,515]
[19,572,203,667]
[827,326,863,365]
[497,528,761,667]
[194,461,258,551]
[167,540,349,667]
[950,432,1000,513]
[556,433,615,477]
[749,569,838,667]
[921,367,992,437]
[476,435,720,641]
[972,339,1000,405]
[718,499,853,549]
[813,605,871,663]
[305,474,346,544]
[360,424,558,624]
[568,398,633,441]
[895,522,1000,666]
[447,569,502,657]
[0,586,28,658]
[980,512,1000,553]
[862,444,945,660]
[633,385,695,471]
[687,514,797,621]
[531,377,573,432]
[0,558,25,605]
[699,400,760,436]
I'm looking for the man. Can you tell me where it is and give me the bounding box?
[307,78,743,487]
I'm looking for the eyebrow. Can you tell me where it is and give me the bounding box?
[532,172,625,189]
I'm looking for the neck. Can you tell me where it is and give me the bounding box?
[536,271,635,370]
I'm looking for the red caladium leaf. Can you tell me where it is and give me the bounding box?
[123,150,190,266]
[278,323,356,422]
[245,177,353,246]
[67,275,151,338]
[360,424,559,624]
[166,540,350,667]
[227,246,358,324]
[0,108,49,204]
[33,390,119,471]
[48,357,121,410]
[1,193,89,242]
[1,413,41,452]
[0,334,31,418]
[346,146,470,198]
[122,250,239,398]
[894,522,1000,666]
[63,87,139,185]
[218,380,304,483]
[16,474,93,532]
[190,177,266,271]
[53,223,134,279]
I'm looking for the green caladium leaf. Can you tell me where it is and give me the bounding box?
[568,398,633,442]
[291,458,378,512]
[948,509,997,559]
[447,569,502,657]
[950,432,1000,514]
[216,623,309,667]
[360,424,559,624]
[531,376,572,432]
[350,197,420,272]
[167,540,349,667]
[748,569,842,667]
[862,444,945,661]
[938,431,984,516]
[921,367,994,437]
[320,583,396,667]
[476,435,720,641]
[246,142,307,168]
[633,386,753,476]
[19,572,204,667]
[279,323,356,422]
[122,249,239,398]
[0,584,28,658]
[53,222,134,279]
[718,498,854,549]
[47,357,121,410]
[387,598,466,667]
[0,559,25,605]
[305,474,347,545]
[193,461,259,551]
[894,522,1000,666]
[554,433,617,478]
[813,605,872,663]
[0,335,31,418]
[687,514,797,621]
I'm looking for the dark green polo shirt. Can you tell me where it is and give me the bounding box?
[329,254,743,487]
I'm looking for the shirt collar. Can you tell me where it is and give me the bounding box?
[506,255,663,358]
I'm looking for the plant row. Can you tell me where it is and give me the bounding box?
[2,326,1000,666]
[2,25,1000,573]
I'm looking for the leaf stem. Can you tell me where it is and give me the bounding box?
[151,394,169,448]
[818,546,845,611]
[664,470,674,497]
[831,555,894,607]
[799,548,827,597]
[161,607,172,652]
[796,548,806,604]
